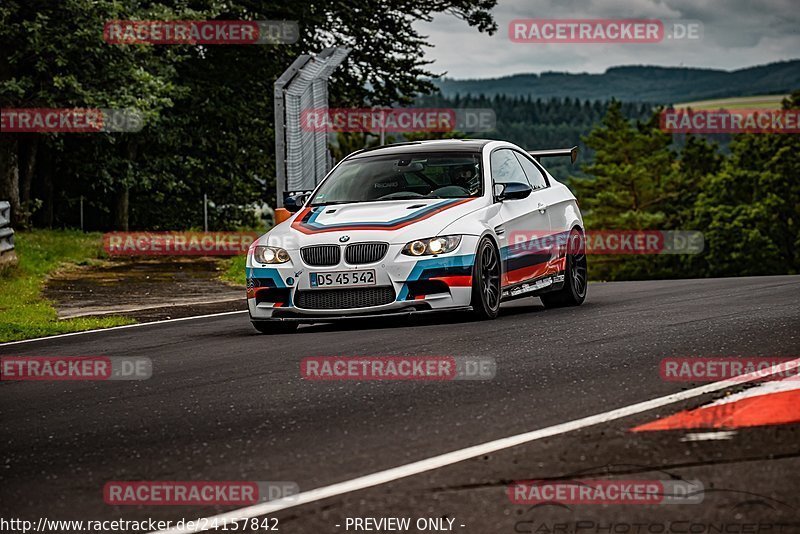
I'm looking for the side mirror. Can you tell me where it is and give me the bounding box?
[496,182,532,201]
[284,193,308,213]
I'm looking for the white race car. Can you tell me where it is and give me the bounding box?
[247,139,587,333]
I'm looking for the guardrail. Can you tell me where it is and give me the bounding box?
[0,200,17,267]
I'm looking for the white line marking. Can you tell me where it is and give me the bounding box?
[706,375,800,407]
[152,358,800,533]
[57,297,243,320]
[679,431,737,442]
[0,310,248,347]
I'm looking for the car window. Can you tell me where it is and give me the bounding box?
[490,149,528,186]
[310,152,482,205]
[514,152,548,190]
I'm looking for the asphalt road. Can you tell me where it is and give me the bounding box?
[2,276,799,533]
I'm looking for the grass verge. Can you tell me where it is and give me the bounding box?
[220,254,247,286]
[0,230,134,343]
[674,94,788,110]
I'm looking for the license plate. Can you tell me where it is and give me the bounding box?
[310,270,376,288]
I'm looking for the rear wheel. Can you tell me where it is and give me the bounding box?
[251,321,298,335]
[470,237,502,320]
[540,229,587,308]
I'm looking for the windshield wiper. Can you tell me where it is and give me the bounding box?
[309,200,361,207]
[311,196,445,206]
[377,195,442,201]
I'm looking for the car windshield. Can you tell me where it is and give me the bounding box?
[309,152,482,206]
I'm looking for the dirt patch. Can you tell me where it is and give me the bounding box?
[44,257,246,321]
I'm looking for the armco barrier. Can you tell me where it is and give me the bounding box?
[0,201,10,227]
[0,200,17,267]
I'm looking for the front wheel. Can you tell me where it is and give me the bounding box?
[540,229,587,308]
[251,321,298,335]
[470,237,502,320]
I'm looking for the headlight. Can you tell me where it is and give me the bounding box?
[253,245,291,264]
[402,235,462,256]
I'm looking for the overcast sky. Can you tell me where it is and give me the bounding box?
[416,0,800,79]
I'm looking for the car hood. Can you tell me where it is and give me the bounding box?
[260,198,485,248]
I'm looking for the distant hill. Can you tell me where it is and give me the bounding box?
[433,60,800,103]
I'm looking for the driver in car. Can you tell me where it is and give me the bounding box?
[450,164,480,195]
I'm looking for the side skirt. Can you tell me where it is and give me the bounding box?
[500,273,565,302]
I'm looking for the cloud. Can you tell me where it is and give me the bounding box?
[416,0,800,79]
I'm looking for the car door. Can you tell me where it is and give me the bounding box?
[490,148,554,288]
[513,152,572,276]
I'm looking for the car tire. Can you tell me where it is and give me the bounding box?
[251,321,299,335]
[470,237,502,320]
[540,228,587,308]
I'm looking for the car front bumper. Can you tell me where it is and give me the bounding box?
[246,238,478,322]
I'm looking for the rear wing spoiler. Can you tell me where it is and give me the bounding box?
[528,146,578,164]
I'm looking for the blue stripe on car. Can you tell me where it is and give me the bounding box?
[397,254,476,301]
[246,267,286,288]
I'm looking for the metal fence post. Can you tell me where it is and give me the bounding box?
[203,193,208,232]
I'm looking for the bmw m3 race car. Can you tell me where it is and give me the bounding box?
[246,139,587,334]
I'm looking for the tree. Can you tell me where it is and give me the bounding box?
[669,134,721,227]
[691,92,800,276]
[571,101,676,227]
[0,0,188,228]
[1,0,498,229]
[570,101,684,280]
